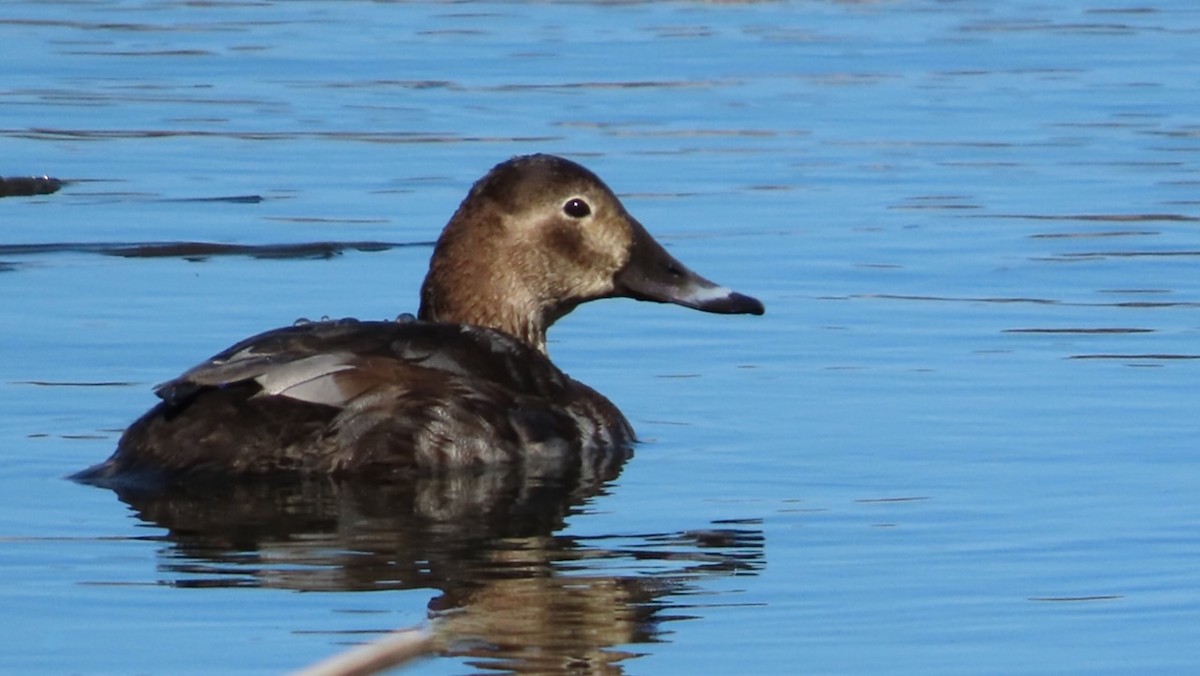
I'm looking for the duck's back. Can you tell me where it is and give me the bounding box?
[74,318,634,487]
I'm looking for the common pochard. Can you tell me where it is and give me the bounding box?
[74,154,764,486]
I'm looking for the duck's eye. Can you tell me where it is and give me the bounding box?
[563,198,591,219]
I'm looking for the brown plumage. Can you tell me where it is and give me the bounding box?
[73,154,764,488]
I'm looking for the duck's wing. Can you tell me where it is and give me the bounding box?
[153,318,571,407]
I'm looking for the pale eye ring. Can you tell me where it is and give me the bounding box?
[563,197,591,219]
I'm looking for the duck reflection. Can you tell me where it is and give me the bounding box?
[107,461,764,673]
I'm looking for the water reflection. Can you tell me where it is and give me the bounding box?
[103,464,763,672]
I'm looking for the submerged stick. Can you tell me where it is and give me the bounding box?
[292,627,437,676]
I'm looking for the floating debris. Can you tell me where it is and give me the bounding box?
[0,175,63,198]
[292,626,436,676]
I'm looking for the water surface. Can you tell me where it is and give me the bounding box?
[2,1,1199,674]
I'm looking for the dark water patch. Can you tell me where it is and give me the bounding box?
[1147,146,1200,155]
[1146,129,1200,139]
[710,517,762,527]
[991,213,1199,222]
[640,419,692,429]
[858,294,1200,309]
[1042,251,1200,261]
[619,191,704,199]
[1085,7,1158,14]
[1003,328,1154,334]
[1029,231,1159,239]
[1097,289,1170,294]
[292,628,397,637]
[0,17,295,36]
[5,128,291,141]
[648,24,717,39]
[892,195,981,211]
[960,20,1146,36]
[62,49,214,57]
[1106,300,1200,308]
[934,68,1086,79]
[800,72,894,87]
[0,18,167,32]
[263,216,388,224]
[862,294,1063,306]
[1052,121,1160,130]
[162,194,264,204]
[1068,354,1200,360]
[7,89,275,108]
[907,195,974,201]
[43,187,264,203]
[61,191,160,201]
[77,580,167,588]
[489,79,736,92]
[939,161,1023,168]
[308,79,456,90]
[607,129,793,139]
[630,147,753,159]
[1028,595,1124,602]
[0,176,63,197]
[417,28,490,37]
[935,70,992,77]
[12,380,138,388]
[855,496,931,504]
[0,240,426,261]
[5,128,560,145]
[1065,160,1187,169]
[108,240,420,260]
[832,139,1018,150]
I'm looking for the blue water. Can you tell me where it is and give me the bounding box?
[3,1,1199,674]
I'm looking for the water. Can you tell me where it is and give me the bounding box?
[3,1,1199,674]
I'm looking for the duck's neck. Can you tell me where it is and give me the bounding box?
[418,270,552,356]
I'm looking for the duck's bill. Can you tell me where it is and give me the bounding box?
[614,222,765,316]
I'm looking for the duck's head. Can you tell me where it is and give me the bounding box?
[418,154,765,353]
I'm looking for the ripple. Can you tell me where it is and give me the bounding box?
[0,240,426,260]
[1002,328,1155,334]
[992,213,1200,222]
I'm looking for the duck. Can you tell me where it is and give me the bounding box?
[73,154,764,487]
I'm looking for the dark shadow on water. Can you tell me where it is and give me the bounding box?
[98,464,764,673]
[0,240,428,261]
